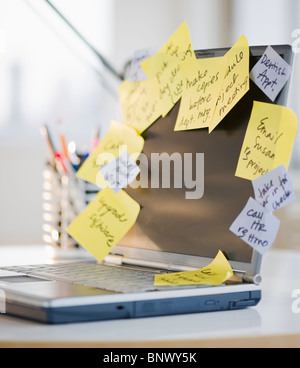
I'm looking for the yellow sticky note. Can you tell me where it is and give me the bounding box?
[141,22,196,117]
[67,188,140,263]
[77,121,144,184]
[210,35,250,133]
[174,56,227,131]
[154,251,234,286]
[235,101,298,181]
[119,78,162,134]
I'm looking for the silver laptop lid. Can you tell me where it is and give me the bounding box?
[112,45,293,276]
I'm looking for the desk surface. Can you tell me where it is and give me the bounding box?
[0,245,300,348]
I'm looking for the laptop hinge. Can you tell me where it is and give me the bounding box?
[104,254,201,272]
[103,254,262,285]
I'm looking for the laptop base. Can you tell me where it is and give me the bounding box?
[1,273,261,324]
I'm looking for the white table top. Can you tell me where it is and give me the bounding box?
[0,245,300,348]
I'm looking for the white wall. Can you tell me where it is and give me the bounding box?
[0,0,116,245]
[0,139,46,245]
[231,0,294,44]
[111,0,232,71]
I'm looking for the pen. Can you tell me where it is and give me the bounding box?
[57,119,70,161]
[40,124,57,167]
[55,152,68,174]
[41,124,68,174]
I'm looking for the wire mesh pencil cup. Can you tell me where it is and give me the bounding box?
[42,162,98,251]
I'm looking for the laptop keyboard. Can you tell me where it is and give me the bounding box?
[1,262,165,293]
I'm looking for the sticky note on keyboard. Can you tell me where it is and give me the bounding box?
[67,188,140,263]
[252,165,296,212]
[154,251,233,286]
[250,46,292,102]
[230,197,281,255]
[235,101,298,181]
[77,121,144,185]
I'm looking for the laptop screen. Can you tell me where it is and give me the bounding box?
[121,45,293,265]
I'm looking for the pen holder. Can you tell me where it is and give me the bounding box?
[42,163,99,259]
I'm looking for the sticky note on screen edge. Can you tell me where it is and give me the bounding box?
[141,22,196,117]
[67,188,140,263]
[119,79,162,135]
[230,197,281,256]
[209,35,250,133]
[235,101,298,181]
[174,56,228,131]
[252,165,296,212]
[154,251,233,286]
[250,46,292,102]
[77,121,144,185]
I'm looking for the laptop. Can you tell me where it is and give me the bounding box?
[0,45,293,324]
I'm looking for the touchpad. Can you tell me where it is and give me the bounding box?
[0,276,48,284]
